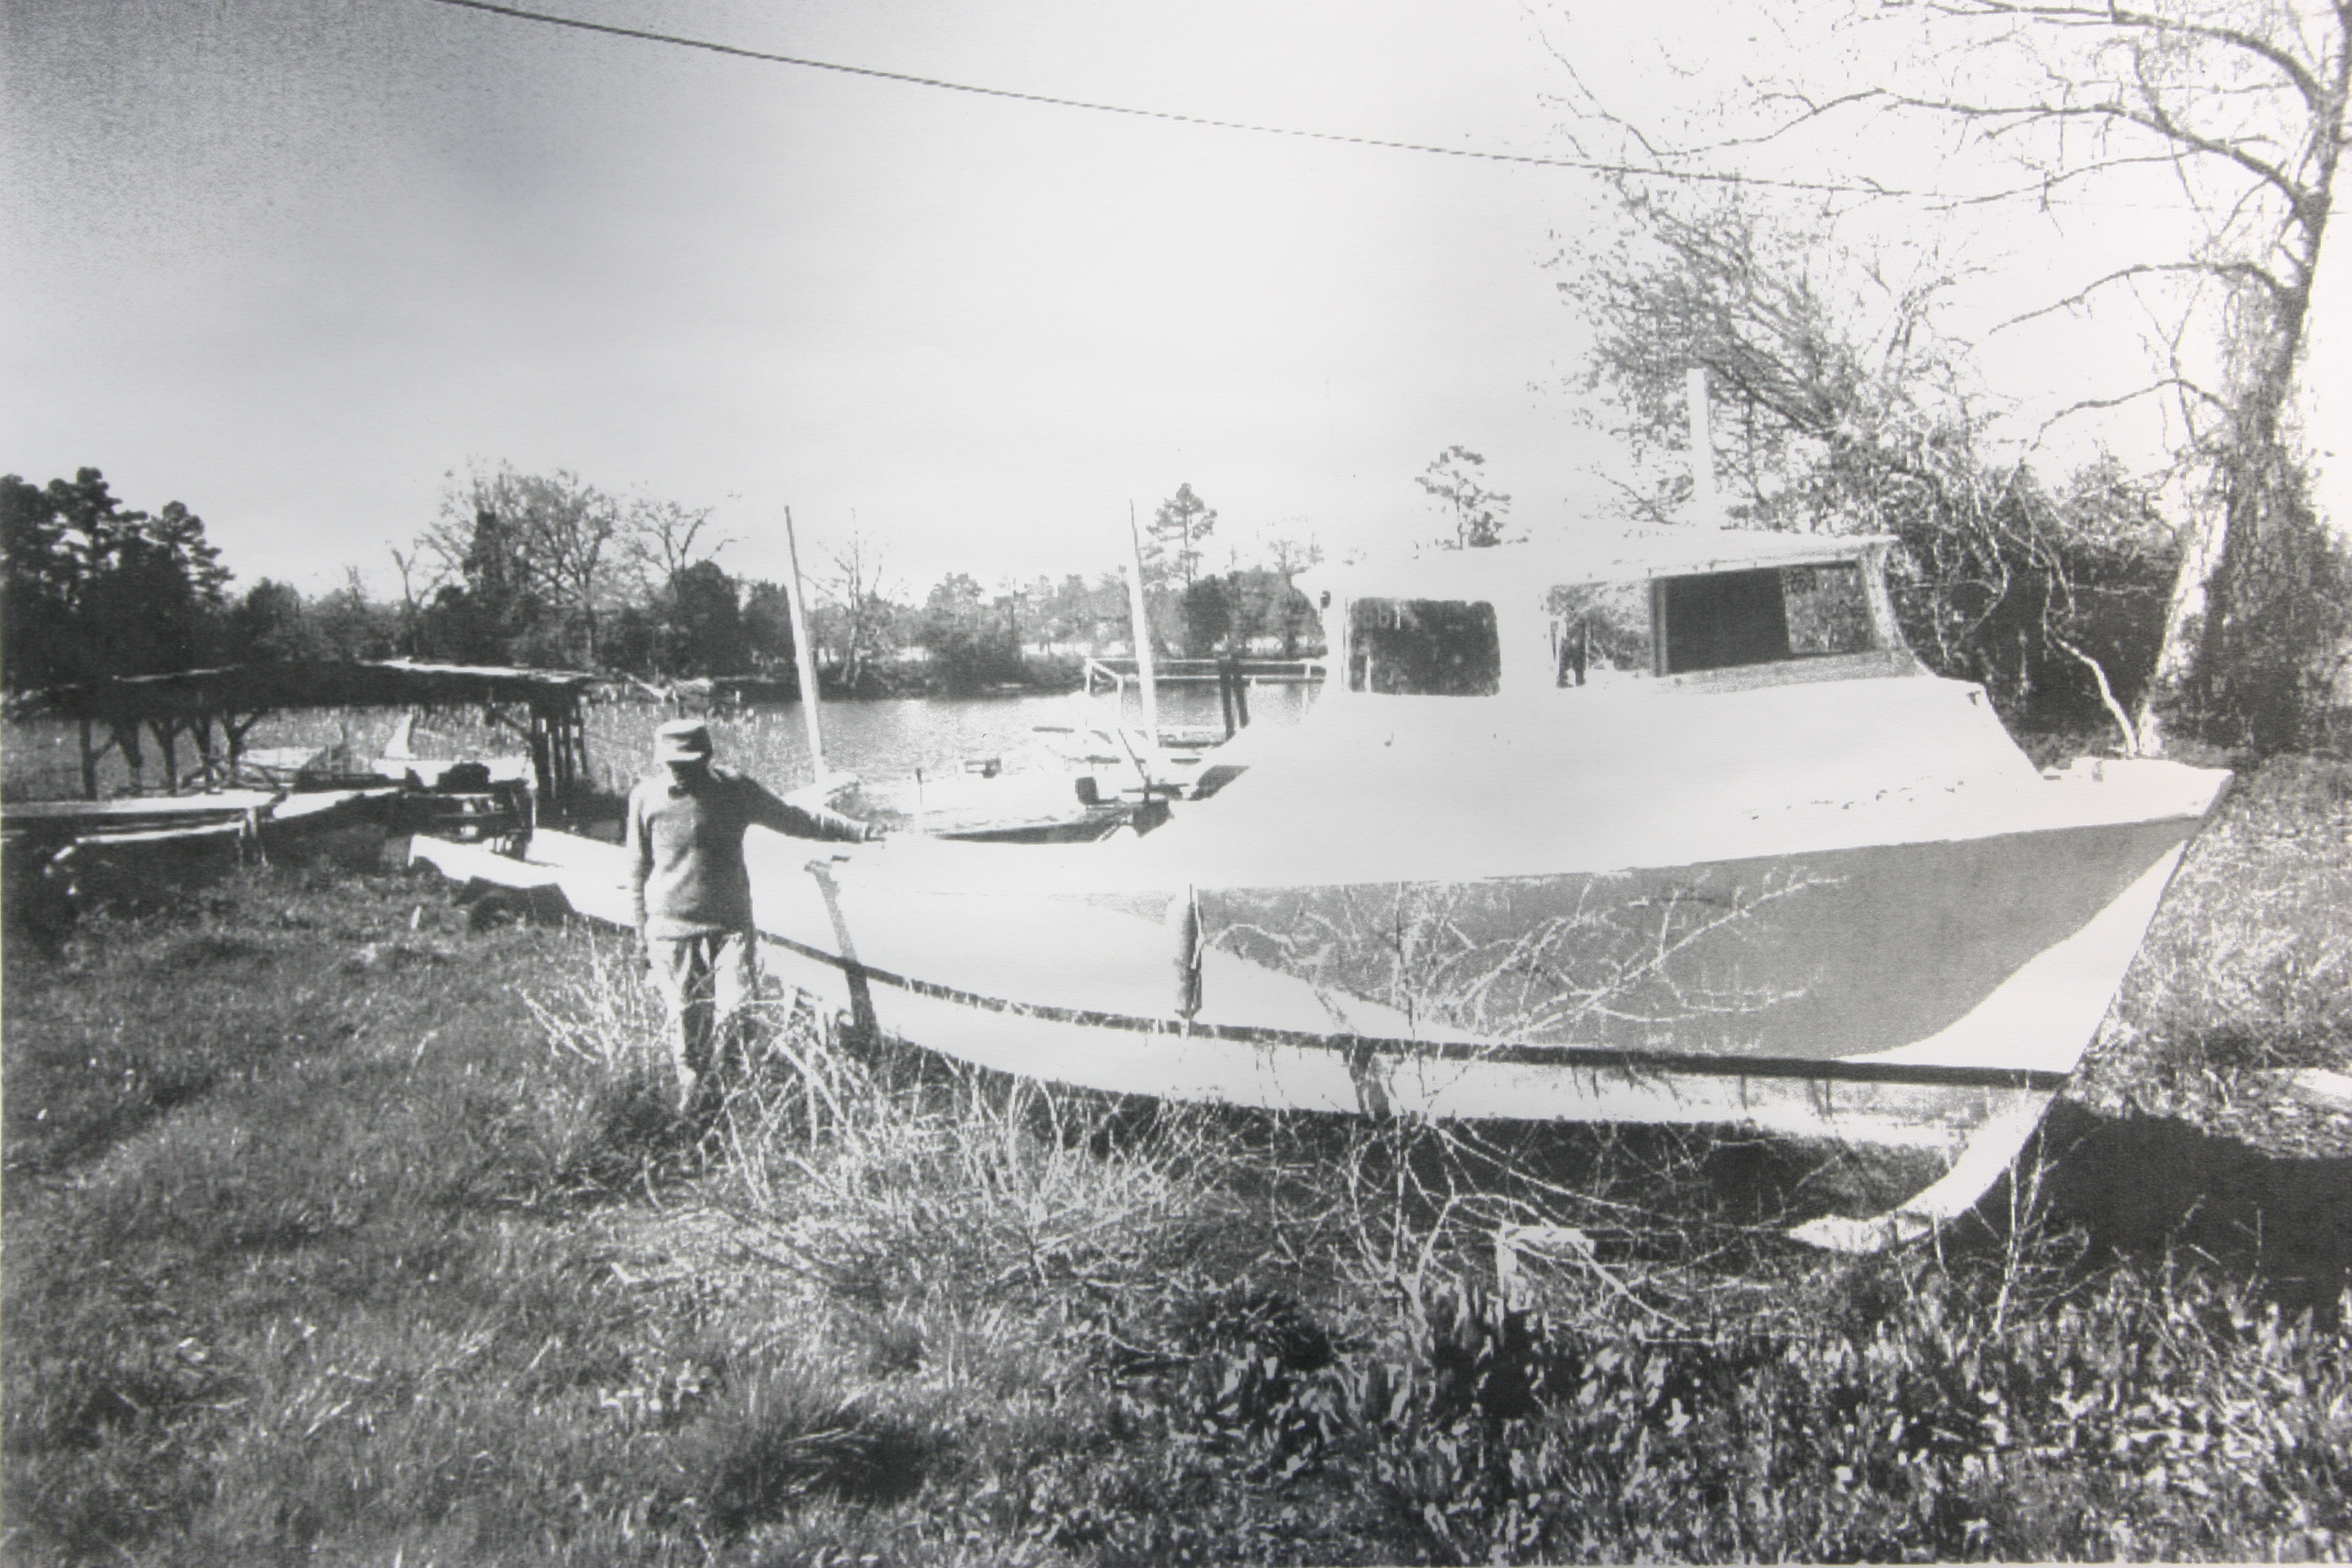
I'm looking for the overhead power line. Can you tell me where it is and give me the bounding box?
[414,0,1958,201]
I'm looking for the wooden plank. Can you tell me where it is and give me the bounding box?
[3,790,279,823]
[48,822,252,849]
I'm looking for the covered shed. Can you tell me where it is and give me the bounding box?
[9,660,597,803]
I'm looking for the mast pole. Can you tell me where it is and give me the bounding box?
[1124,502,1161,749]
[781,505,827,786]
[1687,366,1720,525]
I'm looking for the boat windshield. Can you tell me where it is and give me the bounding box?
[1347,598,1501,695]
[1659,562,1877,675]
[1547,581,1654,687]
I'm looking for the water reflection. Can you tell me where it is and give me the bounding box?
[583,683,1317,794]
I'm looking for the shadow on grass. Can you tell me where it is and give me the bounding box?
[2039,1099,2352,1314]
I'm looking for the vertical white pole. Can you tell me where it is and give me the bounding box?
[1687,366,1719,525]
[781,505,827,786]
[1124,503,1161,748]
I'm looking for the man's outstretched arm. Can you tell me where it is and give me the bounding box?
[745,779,882,842]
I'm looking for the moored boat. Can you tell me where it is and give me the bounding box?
[417,527,2230,1250]
[826,696,1249,842]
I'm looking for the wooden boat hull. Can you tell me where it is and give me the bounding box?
[411,748,2220,1251]
[423,788,2201,1148]
[829,770,1133,842]
[1194,818,2202,1064]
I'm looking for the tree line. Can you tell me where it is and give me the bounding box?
[0,464,1327,702]
[7,385,2342,745]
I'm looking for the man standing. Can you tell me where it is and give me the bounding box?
[625,717,878,1112]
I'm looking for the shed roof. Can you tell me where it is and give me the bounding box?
[9,659,597,722]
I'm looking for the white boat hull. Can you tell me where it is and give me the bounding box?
[416,778,2205,1160]
[403,650,2228,1255]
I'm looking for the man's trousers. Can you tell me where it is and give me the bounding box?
[647,929,758,1109]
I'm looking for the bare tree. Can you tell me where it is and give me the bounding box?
[1264,528,1324,579]
[1560,192,1978,514]
[1838,1,2349,749]
[386,545,427,657]
[1561,193,1979,529]
[1553,0,2349,750]
[817,526,899,693]
[1561,192,2179,739]
[620,496,725,596]
[421,464,627,667]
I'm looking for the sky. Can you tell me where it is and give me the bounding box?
[4,0,2343,603]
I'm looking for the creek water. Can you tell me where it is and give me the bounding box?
[582,682,1319,796]
[0,682,1322,802]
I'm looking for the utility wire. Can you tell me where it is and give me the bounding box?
[415,0,1956,200]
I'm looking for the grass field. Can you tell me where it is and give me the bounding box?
[4,759,2349,1564]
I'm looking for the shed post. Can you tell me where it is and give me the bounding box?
[528,712,556,802]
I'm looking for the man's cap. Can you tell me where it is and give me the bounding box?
[655,718,714,763]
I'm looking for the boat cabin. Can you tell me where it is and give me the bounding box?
[1301,530,1914,701]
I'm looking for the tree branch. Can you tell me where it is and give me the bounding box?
[1865,88,2313,217]
[1990,260,2285,333]
[1923,1,2331,116]
[2051,631,2146,755]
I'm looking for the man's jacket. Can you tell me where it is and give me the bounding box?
[625,765,867,938]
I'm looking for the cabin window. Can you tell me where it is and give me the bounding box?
[1347,598,1501,695]
[1546,582,1653,687]
[1659,563,1877,674]
[1782,563,1876,655]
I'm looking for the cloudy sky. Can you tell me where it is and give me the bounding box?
[5,0,2339,601]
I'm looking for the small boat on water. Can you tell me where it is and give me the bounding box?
[416,527,2230,1250]
[825,698,1241,843]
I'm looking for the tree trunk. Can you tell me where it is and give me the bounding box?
[2136,503,2227,755]
[2133,258,2318,755]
